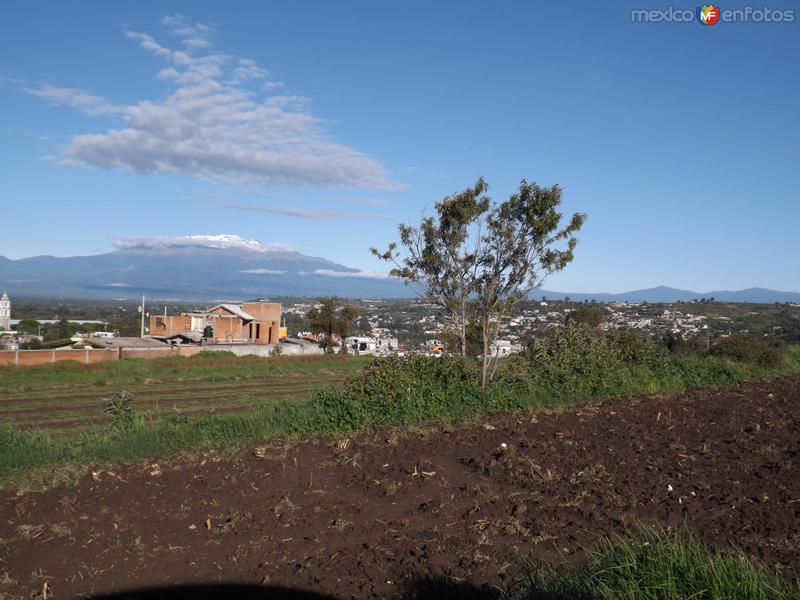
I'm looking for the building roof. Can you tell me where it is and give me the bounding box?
[210,304,255,321]
[82,336,169,349]
[156,331,204,344]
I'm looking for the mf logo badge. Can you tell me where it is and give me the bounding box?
[698,5,721,25]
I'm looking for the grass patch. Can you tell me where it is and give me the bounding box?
[0,353,371,392]
[2,334,799,487]
[519,527,799,599]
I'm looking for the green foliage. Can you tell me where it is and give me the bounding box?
[339,355,484,426]
[373,177,587,385]
[192,350,238,359]
[523,325,663,399]
[661,330,709,355]
[0,353,371,392]
[606,327,662,364]
[564,305,605,328]
[0,424,62,474]
[709,333,782,367]
[306,297,360,350]
[1,341,799,486]
[520,528,799,600]
[101,390,143,434]
[12,319,41,334]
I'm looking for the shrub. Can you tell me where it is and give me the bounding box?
[709,333,782,367]
[524,325,640,399]
[101,391,143,434]
[606,327,662,366]
[308,388,366,433]
[340,355,485,425]
[660,331,709,355]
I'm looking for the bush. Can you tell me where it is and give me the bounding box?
[660,331,709,355]
[308,387,366,433]
[709,333,782,367]
[339,355,485,425]
[101,390,143,434]
[524,325,647,399]
[606,327,663,366]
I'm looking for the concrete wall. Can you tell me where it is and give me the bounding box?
[0,345,206,366]
[200,344,275,357]
[119,346,203,360]
[0,348,119,367]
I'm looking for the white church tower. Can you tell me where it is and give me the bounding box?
[0,292,10,331]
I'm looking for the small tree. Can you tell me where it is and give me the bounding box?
[372,178,490,357]
[377,177,585,387]
[473,181,586,386]
[305,297,360,353]
[336,304,360,354]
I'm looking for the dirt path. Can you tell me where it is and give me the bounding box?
[1,377,798,599]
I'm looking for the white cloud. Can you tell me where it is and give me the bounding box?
[223,203,363,220]
[312,269,391,280]
[25,85,121,116]
[344,196,390,207]
[240,268,287,275]
[29,17,399,189]
[112,234,294,253]
[262,242,298,252]
[159,14,216,49]
[108,282,132,287]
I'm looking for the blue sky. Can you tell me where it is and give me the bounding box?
[1,1,798,293]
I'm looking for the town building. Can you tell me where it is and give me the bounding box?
[343,335,400,356]
[0,292,10,331]
[149,302,282,345]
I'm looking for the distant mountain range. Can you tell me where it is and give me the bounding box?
[1,235,798,303]
[530,286,800,304]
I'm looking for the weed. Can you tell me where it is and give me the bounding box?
[101,391,143,434]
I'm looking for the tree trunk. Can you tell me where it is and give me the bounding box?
[480,316,489,388]
[460,299,467,358]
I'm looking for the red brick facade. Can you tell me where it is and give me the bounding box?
[149,302,281,345]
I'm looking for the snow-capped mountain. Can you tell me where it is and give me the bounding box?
[0,235,410,299]
[1,235,798,302]
[112,235,296,254]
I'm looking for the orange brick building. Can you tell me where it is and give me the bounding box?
[149,302,281,344]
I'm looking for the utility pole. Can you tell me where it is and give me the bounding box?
[139,293,146,338]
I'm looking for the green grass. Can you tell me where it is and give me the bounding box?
[1,343,799,487]
[519,528,799,600]
[0,352,372,391]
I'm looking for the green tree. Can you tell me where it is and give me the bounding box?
[372,178,490,357]
[13,319,41,334]
[472,181,586,386]
[376,177,586,386]
[565,305,604,329]
[305,297,360,353]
